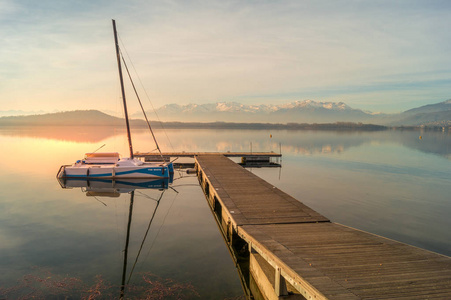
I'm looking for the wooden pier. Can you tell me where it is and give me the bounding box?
[135,151,281,159]
[135,151,282,168]
[195,154,451,300]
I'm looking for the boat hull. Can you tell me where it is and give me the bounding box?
[57,163,172,179]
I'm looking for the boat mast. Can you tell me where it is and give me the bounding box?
[112,19,134,159]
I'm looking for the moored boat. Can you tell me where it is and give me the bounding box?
[57,153,171,179]
[57,20,173,180]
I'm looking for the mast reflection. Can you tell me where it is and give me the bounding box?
[57,177,173,299]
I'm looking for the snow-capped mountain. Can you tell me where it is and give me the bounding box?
[135,100,374,123]
[155,102,273,114]
[128,99,451,125]
[276,100,352,111]
[154,100,356,114]
[2,100,448,126]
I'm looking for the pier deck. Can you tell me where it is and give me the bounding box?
[135,151,281,158]
[195,155,451,299]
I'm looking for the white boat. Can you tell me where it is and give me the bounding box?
[57,20,173,180]
[57,152,172,179]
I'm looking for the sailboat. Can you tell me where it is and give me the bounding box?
[57,20,173,180]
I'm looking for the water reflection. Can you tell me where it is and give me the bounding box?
[1,126,450,298]
[0,128,245,299]
[0,126,120,143]
[57,178,171,194]
[57,178,177,299]
[1,126,449,159]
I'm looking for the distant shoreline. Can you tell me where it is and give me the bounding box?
[0,109,449,131]
[0,122,448,132]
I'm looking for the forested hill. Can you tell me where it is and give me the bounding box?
[0,110,146,126]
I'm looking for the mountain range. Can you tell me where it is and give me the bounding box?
[132,99,451,126]
[1,99,450,127]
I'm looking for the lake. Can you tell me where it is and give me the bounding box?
[0,126,450,299]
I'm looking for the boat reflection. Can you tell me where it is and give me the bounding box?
[57,177,172,195]
[57,176,174,299]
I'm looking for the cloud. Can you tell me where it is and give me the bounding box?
[1,0,450,113]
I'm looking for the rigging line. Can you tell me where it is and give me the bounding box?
[120,49,164,159]
[138,190,179,275]
[135,190,161,202]
[171,184,201,188]
[174,175,198,180]
[92,195,107,206]
[114,66,122,152]
[169,157,183,178]
[171,174,198,181]
[168,186,179,194]
[118,35,176,153]
[91,144,106,154]
[126,190,166,284]
[167,156,183,178]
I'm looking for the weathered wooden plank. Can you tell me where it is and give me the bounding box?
[196,155,329,225]
[241,223,451,298]
[371,290,451,299]
[195,155,451,299]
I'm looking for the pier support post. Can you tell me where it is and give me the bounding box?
[275,266,288,297]
[250,252,293,300]
[226,220,232,242]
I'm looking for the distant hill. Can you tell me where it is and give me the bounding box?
[403,99,451,115]
[391,110,451,126]
[0,110,146,126]
[2,99,450,127]
[389,99,451,126]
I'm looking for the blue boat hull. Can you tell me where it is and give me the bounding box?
[58,162,174,180]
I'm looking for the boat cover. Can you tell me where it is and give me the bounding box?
[84,152,120,164]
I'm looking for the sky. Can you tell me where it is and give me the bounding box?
[1,0,450,115]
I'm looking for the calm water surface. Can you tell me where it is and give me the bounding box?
[0,126,450,299]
